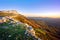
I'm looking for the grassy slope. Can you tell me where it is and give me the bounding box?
[0,11,60,40]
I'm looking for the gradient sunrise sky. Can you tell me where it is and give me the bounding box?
[0,0,60,18]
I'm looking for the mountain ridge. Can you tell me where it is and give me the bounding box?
[0,10,60,40]
[0,10,40,28]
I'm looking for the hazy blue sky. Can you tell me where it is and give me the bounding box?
[0,0,60,18]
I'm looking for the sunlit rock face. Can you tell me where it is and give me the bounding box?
[25,23,35,36]
[24,24,41,40]
[0,16,5,23]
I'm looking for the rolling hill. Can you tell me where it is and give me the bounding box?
[0,10,60,40]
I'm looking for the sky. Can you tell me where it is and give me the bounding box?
[0,0,60,18]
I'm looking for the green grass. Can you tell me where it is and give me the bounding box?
[0,22,26,40]
[0,21,35,40]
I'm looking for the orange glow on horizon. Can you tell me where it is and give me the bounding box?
[22,13,60,18]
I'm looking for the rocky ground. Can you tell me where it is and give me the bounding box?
[0,16,41,40]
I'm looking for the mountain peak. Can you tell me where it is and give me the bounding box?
[0,10,20,16]
[0,10,18,14]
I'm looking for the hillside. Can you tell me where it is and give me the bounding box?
[28,17,60,40]
[0,10,60,40]
[0,15,39,40]
[0,10,41,40]
[0,10,40,28]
